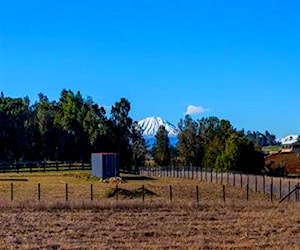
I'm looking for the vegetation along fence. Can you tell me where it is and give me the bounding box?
[140,166,300,202]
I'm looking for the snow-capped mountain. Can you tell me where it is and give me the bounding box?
[137,116,179,147]
[138,116,179,138]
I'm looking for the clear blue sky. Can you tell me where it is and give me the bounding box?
[0,0,299,138]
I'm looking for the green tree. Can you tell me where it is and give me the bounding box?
[218,132,264,173]
[131,122,146,172]
[177,115,202,167]
[110,98,133,171]
[153,125,171,166]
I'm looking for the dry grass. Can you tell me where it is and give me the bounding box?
[0,171,272,203]
[0,172,299,249]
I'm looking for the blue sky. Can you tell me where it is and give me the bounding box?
[0,0,299,138]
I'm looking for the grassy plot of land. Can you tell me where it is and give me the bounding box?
[0,172,299,249]
[0,171,270,203]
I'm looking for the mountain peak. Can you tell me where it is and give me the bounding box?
[138,116,179,137]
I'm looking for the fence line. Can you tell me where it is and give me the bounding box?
[0,161,91,173]
[139,166,300,202]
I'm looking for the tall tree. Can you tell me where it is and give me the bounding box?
[131,122,146,172]
[110,98,133,171]
[153,125,170,166]
[177,115,202,167]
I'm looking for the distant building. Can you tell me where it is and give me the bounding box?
[281,135,300,153]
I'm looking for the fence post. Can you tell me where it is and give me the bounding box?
[65,183,68,202]
[169,185,172,202]
[11,182,13,202]
[210,168,213,183]
[90,184,93,201]
[246,184,249,201]
[270,178,273,202]
[142,185,145,202]
[255,175,257,192]
[222,185,225,203]
[240,174,243,188]
[38,183,41,201]
[56,161,59,171]
[233,173,236,186]
[216,170,218,183]
[279,178,282,199]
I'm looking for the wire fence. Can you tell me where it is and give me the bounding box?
[140,166,300,202]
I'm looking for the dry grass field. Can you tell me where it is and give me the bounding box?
[0,172,299,249]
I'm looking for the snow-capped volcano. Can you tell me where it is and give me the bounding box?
[138,116,179,138]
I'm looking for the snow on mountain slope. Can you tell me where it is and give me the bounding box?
[138,116,179,138]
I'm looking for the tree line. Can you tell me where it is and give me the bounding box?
[0,90,276,174]
[0,90,145,173]
[152,116,274,174]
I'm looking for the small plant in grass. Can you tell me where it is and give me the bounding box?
[106,186,157,199]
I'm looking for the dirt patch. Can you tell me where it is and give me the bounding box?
[265,152,300,175]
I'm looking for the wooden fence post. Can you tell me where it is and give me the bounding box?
[38,183,41,201]
[233,173,236,186]
[210,168,213,183]
[279,178,282,199]
[169,185,172,202]
[65,183,68,202]
[246,184,249,201]
[270,178,273,202]
[90,184,93,201]
[240,174,243,188]
[142,185,145,202]
[255,175,257,192]
[11,182,13,202]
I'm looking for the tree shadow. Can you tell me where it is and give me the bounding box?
[121,175,156,181]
